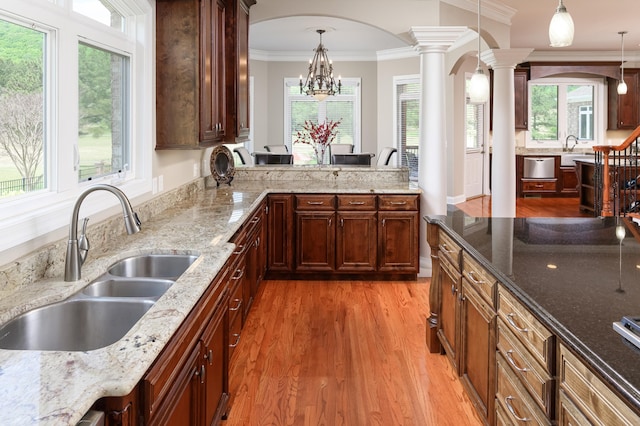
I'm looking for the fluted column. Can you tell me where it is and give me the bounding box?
[410,26,467,276]
[482,49,532,217]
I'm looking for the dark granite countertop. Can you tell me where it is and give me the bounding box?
[426,208,640,411]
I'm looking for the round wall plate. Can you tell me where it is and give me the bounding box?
[210,145,235,186]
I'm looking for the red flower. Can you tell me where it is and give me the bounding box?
[294,119,341,148]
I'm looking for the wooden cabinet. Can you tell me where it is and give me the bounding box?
[459,254,497,425]
[295,195,336,272]
[267,194,294,272]
[225,0,255,142]
[576,160,596,214]
[558,343,640,425]
[559,166,578,196]
[514,68,529,130]
[156,0,254,149]
[437,252,461,371]
[141,269,229,425]
[336,195,377,272]
[608,69,640,130]
[377,195,419,273]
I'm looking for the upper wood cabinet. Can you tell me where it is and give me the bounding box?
[514,68,529,130]
[608,69,640,130]
[225,0,255,142]
[156,0,254,149]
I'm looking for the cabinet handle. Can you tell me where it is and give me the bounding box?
[230,298,242,311]
[255,236,260,247]
[439,243,454,254]
[390,201,407,205]
[232,268,244,281]
[349,201,365,205]
[328,218,332,227]
[233,244,246,255]
[505,350,529,373]
[382,218,386,227]
[451,283,457,295]
[506,313,529,333]
[467,271,484,285]
[251,216,260,224]
[204,349,213,365]
[504,396,530,422]
[307,201,325,205]
[340,218,344,227]
[229,333,241,348]
[194,365,205,384]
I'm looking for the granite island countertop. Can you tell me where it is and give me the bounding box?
[0,178,419,426]
[427,208,640,412]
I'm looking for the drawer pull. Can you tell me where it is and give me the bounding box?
[506,313,529,333]
[349,201,365,205]
[451,283,457,295]
[204,349,213,365]
[390,201,407,205]
[505,350,529,373]
[229,333,241,348]
[467,271,484,285]
[251,216,260,223]
[439,243,454,254]
[307,201,325,205]
[504,396,530,422]
[194,365,205,384]
[229,298,242,311]
[233,244,245,255]
[232,268,244,281]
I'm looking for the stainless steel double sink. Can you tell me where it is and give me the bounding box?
[0,254,198,352]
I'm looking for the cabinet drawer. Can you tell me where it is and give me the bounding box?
[337,194,376,210]
[496,353,552,425]
[438,229,462,270]
[228,280,243,324]
[497,286,554,373]
[559,343,640,425]
[522,179,557,193]
[462,252,497,307]
[377,194,418,210]
[295,194,335,210]
[497,317,554,417]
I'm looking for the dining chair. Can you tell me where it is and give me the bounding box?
[233,147,253,165]
[263,145,289,154]
[253,152,293,165]
[329,144,354,157]
[331,153,375,166]
[376,147,397,166]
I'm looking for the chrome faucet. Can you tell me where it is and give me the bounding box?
[65,184,141,281]
[564,134,578,152]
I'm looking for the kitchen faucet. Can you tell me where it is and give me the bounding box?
[564,134,578,152]
[65,184,141,281]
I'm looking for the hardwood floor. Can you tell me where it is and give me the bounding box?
[455,195,592,218]
[223,279,482,426]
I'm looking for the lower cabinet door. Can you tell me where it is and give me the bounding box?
[149,343,202,426]
[201,304,228,426]
[295,211,335,271]
[377,211,419,272]
[437,256,461,371]
[335,211,377,272]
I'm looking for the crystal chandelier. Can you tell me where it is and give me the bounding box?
[299,29,341,101]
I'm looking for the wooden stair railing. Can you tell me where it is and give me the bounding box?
[593,125,640,216]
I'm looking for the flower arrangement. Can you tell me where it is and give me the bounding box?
[294,119,341,164]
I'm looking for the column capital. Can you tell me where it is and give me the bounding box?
[481,48,533,69]
[410,26,468,53]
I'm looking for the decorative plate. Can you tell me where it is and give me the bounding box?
[210,145,235,186]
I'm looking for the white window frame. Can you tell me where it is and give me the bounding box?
[283,77,361,153]
[393,75,420,172]
[0,0,153,259]
[526,77,605,149]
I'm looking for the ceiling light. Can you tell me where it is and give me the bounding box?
[618,31,628,95]
[299,29,341,102]
[468,0,489,104]
[549,0,574,47]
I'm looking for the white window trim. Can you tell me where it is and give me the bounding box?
[0,0,153,260]
[392,74,420,169]
[283,77,362,153]
[526,77,606,149]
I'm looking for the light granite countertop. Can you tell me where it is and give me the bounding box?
[0,178,418,425]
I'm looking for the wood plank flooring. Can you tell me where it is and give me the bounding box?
[223,279,482,426]
[455,195,592,218]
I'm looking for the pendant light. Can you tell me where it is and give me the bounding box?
[468,0,489,104]
[618,31,628,95]
[549,0,574,47]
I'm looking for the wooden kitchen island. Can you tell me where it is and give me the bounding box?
[426,211,640,425]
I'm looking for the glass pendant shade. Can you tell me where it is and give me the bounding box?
[469,68,490,104]
[549,1,574,47]
[618,81,628,95]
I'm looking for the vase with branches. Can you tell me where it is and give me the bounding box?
[294,119,341,165]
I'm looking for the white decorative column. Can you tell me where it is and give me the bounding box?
[482,49,532,217]
[410,27,467,277]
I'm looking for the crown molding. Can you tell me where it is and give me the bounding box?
[442,0,517,25]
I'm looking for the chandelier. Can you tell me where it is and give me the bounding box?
[299,29,341,101]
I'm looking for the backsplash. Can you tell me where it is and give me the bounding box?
[0,179,203,294]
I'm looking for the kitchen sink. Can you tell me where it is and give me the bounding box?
[108,254,198,279]
[81,277,174,299]
[0,299,154,351]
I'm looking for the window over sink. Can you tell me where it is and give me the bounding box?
[526,77,605,149]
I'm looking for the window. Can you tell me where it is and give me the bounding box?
[465,80,485,151]
[527,78,604,148]
[393,76,419,180]
[0,0,152,259]
[284,78,360,165]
